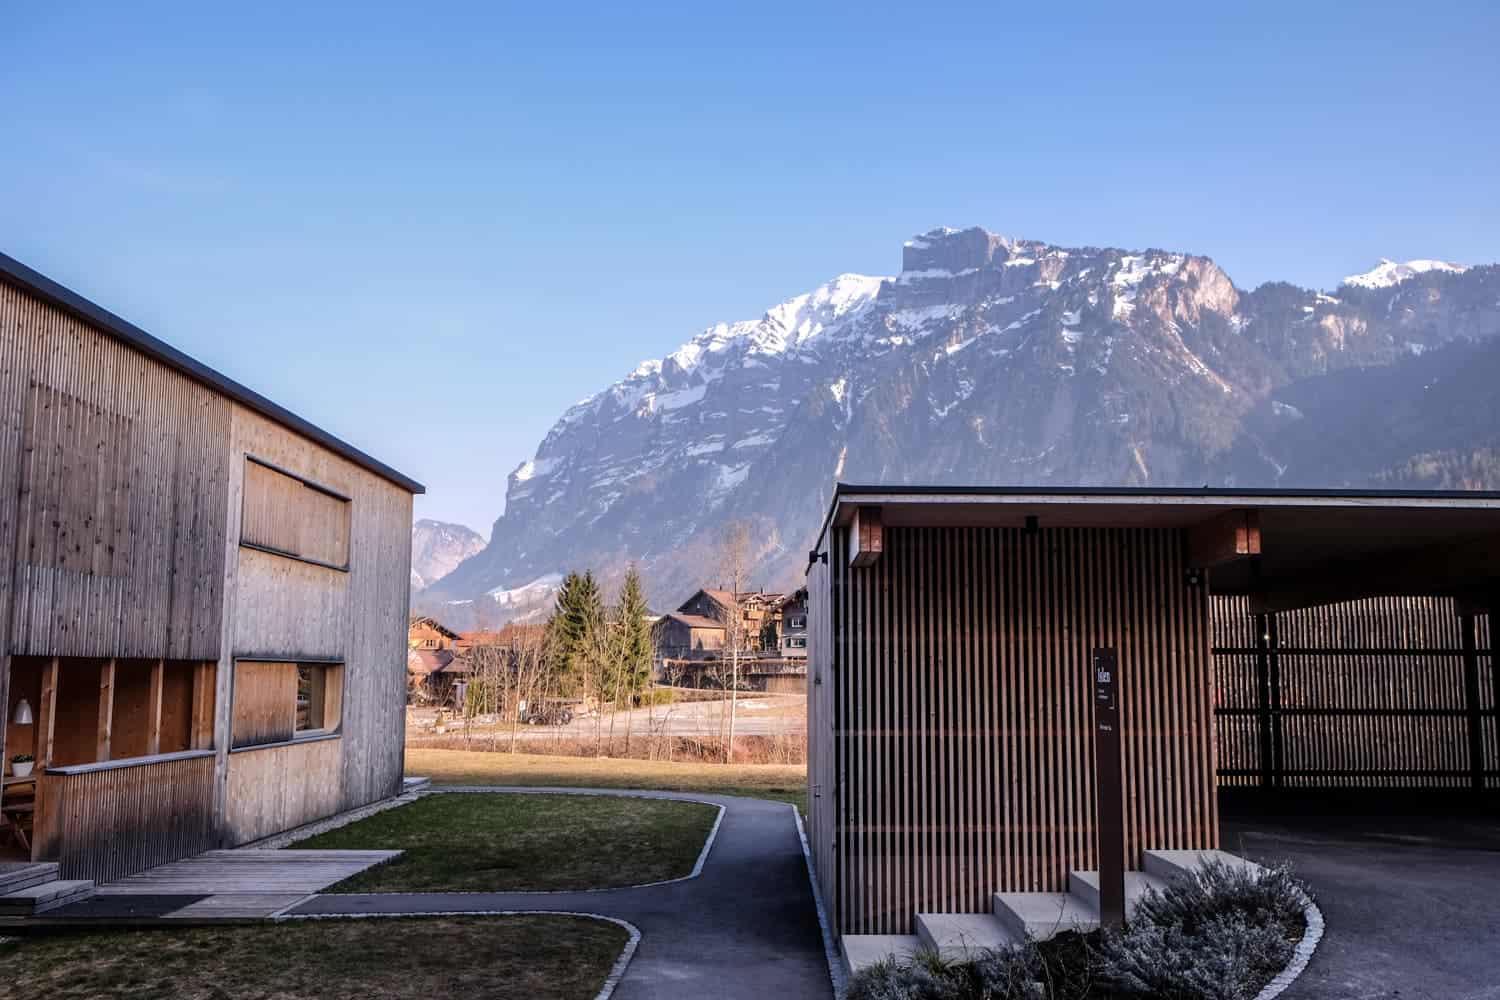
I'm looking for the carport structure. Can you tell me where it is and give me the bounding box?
[804,485,1500,948]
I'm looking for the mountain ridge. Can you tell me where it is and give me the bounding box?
[418,227,1500,625]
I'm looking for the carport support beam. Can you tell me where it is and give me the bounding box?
[1461,613,1484,790]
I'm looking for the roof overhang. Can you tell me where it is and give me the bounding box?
[0,250,425,495]
[813,484,1500,613]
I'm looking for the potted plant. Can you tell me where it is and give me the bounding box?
[10,753,34,779]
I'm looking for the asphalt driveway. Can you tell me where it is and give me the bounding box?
[292,788,834,1000]
[1221,808,1500,1000]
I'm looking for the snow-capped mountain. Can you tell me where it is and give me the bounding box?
[422,227,1500,621]
[1341,258,1468,290]
[410,519,486,591]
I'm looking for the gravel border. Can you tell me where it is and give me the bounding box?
[278,909,641,1000]
[793,804,847,999]
[1253,888,1326,1000]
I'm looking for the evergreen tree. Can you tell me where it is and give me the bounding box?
[616,565,654,700]
[545,570,602,696]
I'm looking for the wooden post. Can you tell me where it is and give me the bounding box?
[1253,612,1274,788]
[146,659,165,756]
[191,661,216,750]
[1093,647,1125,929]
[96,658,116,762]
[1460,613,1484,790]
[1490,600,1500,786]
[36,657,58,766]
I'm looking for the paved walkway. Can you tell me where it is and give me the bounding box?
[291,788,835,1000]
[1222,810,1500,1000]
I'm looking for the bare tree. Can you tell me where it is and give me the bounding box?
[714,520,752,764]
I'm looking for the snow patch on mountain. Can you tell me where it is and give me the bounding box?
[1342,258,1468,289]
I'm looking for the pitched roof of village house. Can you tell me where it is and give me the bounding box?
[407,648,455,676]
[0,250,424,494]
[410,616,462,640]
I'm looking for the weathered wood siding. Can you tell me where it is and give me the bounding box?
[808,525,1217,935]
[219,405,411,829]
[223,738,344,844]
[33,753,218,882]
[806,547,836,927]
[2,272,414,879]
[0,279,231,663]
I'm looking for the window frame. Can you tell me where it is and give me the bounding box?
[229,657,344,751]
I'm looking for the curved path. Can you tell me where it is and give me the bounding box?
[289,787,836,1000]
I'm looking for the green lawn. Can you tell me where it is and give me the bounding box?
[294,791,718,892]
[0,915,627,1000]
[406,747,809,815]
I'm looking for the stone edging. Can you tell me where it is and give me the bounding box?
[1253,889,1325,1000]
[793,804,847,1000]
[277,909,641,1000]
[248,790,424,849]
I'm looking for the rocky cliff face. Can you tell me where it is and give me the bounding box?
[410,518,487,591]
[423,227,1500,622]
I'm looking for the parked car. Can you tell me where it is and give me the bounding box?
[520,701,575,726]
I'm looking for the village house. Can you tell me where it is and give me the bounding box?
[0,251,421,892]
[777,590,808,660]
[408,616,460,651]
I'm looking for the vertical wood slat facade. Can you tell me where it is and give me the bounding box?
[808,524,1217,936]
[0,280,232,663]
[31,754,217,884]
[1213,595,1499,789]
[1,258,419,882]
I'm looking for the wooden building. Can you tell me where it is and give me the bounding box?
[0,252,423,883]
[408,617,460,651]
[806,485,1500,943]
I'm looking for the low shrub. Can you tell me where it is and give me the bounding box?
[1133,858,1307,937]
[844,859,1308,1000]
[1093,912,1293,1000]
[848,950,965,1000]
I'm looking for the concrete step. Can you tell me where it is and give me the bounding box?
[992,891,1099,941]
[1142,849,1262,883]
[0,863,60,896]
[1067,869,1172,917]
[0,878,96,915]
[840,934,921,975]
[915,912,1016,960]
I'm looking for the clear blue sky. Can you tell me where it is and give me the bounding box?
[4,2,1497,533]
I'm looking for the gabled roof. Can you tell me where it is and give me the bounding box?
[407,648,455,675]
[0,250,424,494]
[410,616,462,640]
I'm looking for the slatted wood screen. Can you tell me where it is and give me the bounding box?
[241,458,350,568]
[1213,596,1499,789]
[33,753,217,882]
[808,524,1217,935]
[230,661,298,748]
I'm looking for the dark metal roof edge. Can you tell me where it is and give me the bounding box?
[809,481,1500,568]
[0,250,425,495]
[834,483,1500,501]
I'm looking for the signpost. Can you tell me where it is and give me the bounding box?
[1093,647,1125,928]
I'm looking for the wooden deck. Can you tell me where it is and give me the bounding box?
[85,848,401,919]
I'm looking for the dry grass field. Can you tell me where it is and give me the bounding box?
[407,747,808,813]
